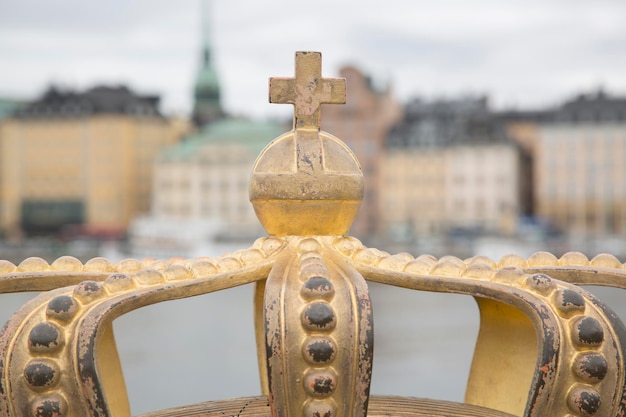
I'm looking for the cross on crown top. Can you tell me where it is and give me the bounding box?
[269,51,346,131]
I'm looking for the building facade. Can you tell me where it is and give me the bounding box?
[0,86,184,236]
[380,148,445,239]
[129,1,287,258]
[151,118,284,240]
[321,66,402,241]
[535,91,626,236]
[444,144,519,234]
[380,97,523,240]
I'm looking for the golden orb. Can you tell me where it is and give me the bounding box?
[250,129,363,236]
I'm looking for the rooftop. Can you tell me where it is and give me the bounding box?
[15,85,162,118]
[555,89,626,123]
[386,96,510,149]
[158,117,286,162]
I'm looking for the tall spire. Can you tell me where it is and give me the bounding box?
[200,0,212,68]
[192,0,223,127]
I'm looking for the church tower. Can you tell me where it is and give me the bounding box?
[192,0,223,127]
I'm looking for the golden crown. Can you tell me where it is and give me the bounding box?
[2,51,626,417]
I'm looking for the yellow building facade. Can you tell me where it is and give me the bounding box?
[0,86,184,236]
[381,98,523,240]
[380,148,445,239]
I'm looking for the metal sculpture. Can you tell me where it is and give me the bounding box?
[1,51,626,417]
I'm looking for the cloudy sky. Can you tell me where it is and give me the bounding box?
[1,0,625,119]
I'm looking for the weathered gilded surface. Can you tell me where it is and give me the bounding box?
[263,237,373,417]
[255,52,372,417]
[250,52,362,236]
[0,243,280,417]
[339,239,626,417]
[2,51,626,417]
[269,51,346,131]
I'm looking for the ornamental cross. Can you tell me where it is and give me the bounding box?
[270,51,346,131]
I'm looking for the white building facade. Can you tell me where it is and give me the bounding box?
[444,144,520,234]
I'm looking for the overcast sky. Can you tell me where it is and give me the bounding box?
[1,0,626,119]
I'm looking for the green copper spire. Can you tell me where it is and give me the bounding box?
[192,0,223,127]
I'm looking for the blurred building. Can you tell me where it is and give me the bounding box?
[133,1,285,257]
[498,108,556,220]
[151,118,284,241]
[0,86,184,237]
[445,142,520,234]
[534,90,626,236]
[381,97,524,240]
[0,97,28,240]
[321,66,402,241]
[131,117,285,259]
